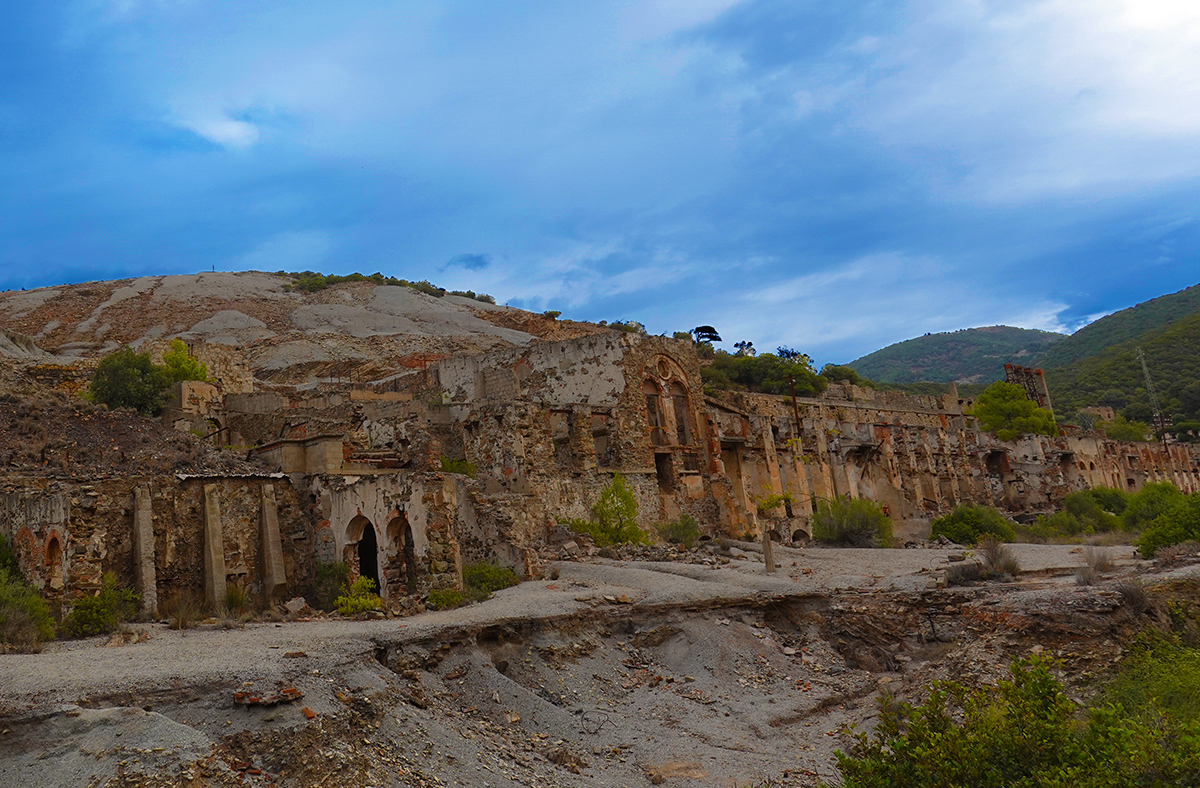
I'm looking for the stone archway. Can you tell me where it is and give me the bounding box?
[386,514,418,596]
[347,515,380,593]
[45,535,63,590]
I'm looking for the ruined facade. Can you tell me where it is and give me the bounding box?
[8,330,1200,611]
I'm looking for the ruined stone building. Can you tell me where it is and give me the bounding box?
[5,330,1200,615]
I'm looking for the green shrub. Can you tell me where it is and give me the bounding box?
[812,497,892,548]
[1137,493,1200,558]
[62,573,139,638]
[334,576,382,616]
[1103,634,1200,726]
[969,381,1057,439]
[0,567,54,652]
[88,347,172,415]
[1125,481,1186,531]
[314,560,350,612]
[439,456,477,477]
[426,588,465,610]
[657,514,701,549]
[462,562,520,602]
[700,350,827,397]
[931,504,1015,545]
[1063,489,1123,532]
[161,339,207,383]
[568,473,649,546]
[832,656,1200,788]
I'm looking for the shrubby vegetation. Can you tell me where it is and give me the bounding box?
[61,573,139,638]
[969,381,1057,440]
[334,576,382,616]
[1098,415,1151,442]
[701,350,827,397]
[830,656,1200,788]
[657,513,701,549]
[281,270,495,303]
[462,562,521,602]
[811,497,892,547]
[1137,491,1200,558]
[0,539,54,652]
[567,473,650,547]
[426,588,465,610]
[930,504,1015,545]
[439,456,477,477]
[313,560,350,612]
[819,364,876,388]
[89,339,207,415]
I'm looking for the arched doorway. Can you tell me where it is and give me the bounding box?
[45,536,63,590]
[347,515,380,593]
[387,515,418,595]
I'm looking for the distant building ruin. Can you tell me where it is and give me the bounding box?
[4,332,1200,612]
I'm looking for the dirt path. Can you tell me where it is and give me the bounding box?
[0,544,1158,788]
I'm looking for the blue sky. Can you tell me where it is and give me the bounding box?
[2,1,1199,365]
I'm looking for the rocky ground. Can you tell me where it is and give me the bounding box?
[4,542,1191,788]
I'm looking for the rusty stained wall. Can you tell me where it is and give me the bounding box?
[708,385,1200,541]
[0,475,311,612]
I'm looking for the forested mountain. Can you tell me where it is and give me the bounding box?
[1035,284,1200,369]
[1046,311,1200,423]
[848,326,1065,384]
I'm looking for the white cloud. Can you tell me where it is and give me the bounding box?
[702,252,1072,364]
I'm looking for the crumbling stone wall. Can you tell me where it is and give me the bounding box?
[0,474,311,614]
[708,384,1200,542]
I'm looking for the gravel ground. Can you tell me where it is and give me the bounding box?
[0,543,1162,788]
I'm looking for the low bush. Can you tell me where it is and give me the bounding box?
[832,656,1200,788]
[62,573,138,638]
[1125,481,1186,531]
[1137,493,1200,558]
[568,473,650,547]
[161,589,202,630]
[426,588,465,610]
[812,497,892,548]
[223,582,249,612]
[439,457,477,477]
[1103,634,1200,727]
[0,567,54,652]
[334,576,382,616]
[945,537,1019,586]
[314,561,350,612]
[657,514,701,549]
[462,562,520,602]
[930,503,1015,545]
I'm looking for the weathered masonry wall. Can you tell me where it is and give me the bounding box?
[708,385,1200,542]
[0,474,312,615]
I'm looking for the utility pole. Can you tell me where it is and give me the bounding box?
[1137,347,1169,450]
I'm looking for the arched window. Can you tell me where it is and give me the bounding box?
[644,380,667,446]
[670,381,692,445]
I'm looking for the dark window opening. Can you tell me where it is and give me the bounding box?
[592,412,614,467]
[644,380,668,446]
[681,452,701,472]
[670,382,692,445]
[655,453,674,491]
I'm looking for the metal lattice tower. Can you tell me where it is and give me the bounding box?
[1137,347,1168,446]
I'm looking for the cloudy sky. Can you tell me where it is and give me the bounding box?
[2,1,1199,364]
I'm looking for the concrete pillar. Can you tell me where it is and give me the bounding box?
[260,484,288,601]
[203,484,225,608]
[133,485,158,617]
